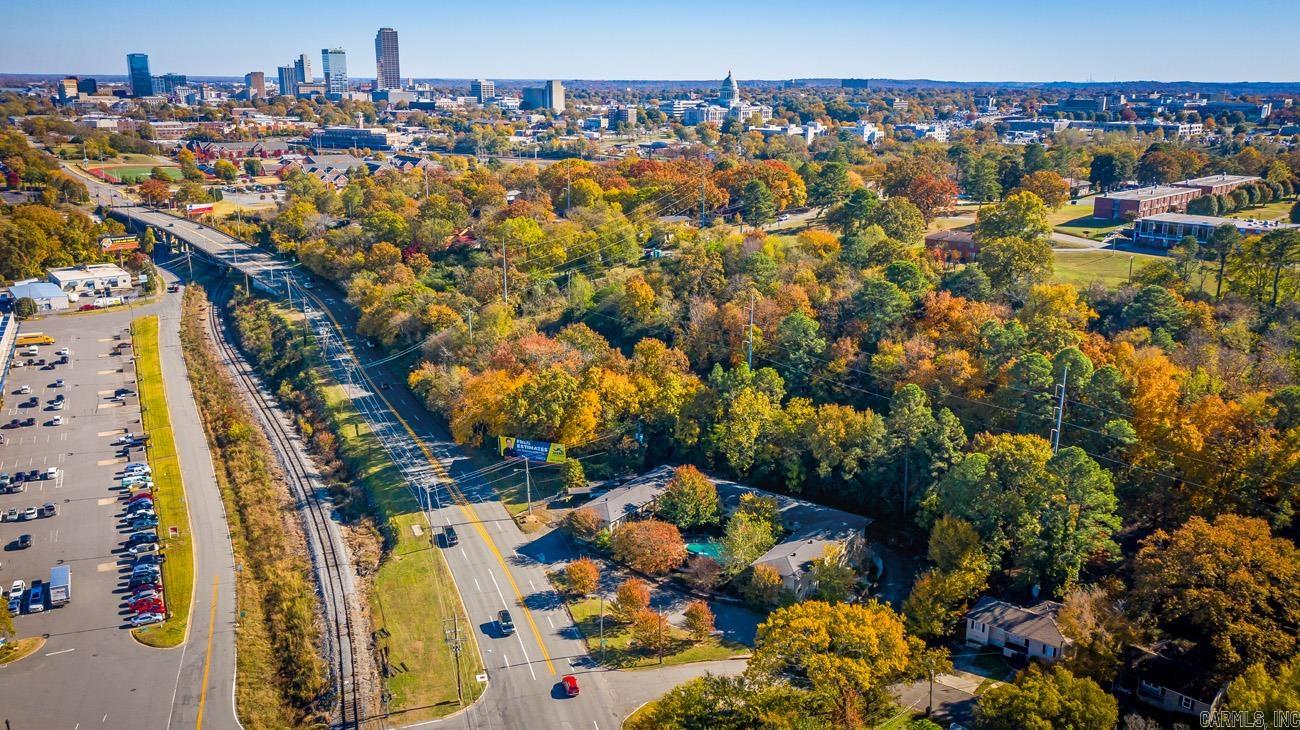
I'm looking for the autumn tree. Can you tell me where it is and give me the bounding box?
[976,236,1053,296]
[809,545,857,603]
[562,459,587,494]
[1014,171,1070,209]
[565,558,600,597]
[750,600,918,727]
[630,608,670,654]
[611,519,687,575]
[1133,514,1300,678]
[213,159,239,181]
[611,578,651,622]
[975,191,1053,243]
[138,177,171,206]
[657,465,720,529]
[741,563,785,606]
[974,665,1117,730]
[1227,656,1300,718]
[722,511,778,576]
[683,600,715,642]
[1057,582,1141,683]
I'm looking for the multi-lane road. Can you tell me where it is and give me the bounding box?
[69,165,744,728]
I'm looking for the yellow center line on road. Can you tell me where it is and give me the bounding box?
[195,574,219,730]
[310,296,558,676]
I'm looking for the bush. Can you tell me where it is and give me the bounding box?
[682,555,724,591]
[14,297,36,319]
[562,506,602,542]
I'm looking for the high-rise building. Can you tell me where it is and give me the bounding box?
[76,77,97,95]
[244,71,266,99]
[277,65,297,97]
[295,54,312,83]
[470,79,495,103]
[322,48,348,96]
[127,53,153,97]
[374,27,400,90]
[57,77,79,103]
[155,73,187,95]
[522,80,565,113]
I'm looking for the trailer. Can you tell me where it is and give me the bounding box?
[49,565,71,607]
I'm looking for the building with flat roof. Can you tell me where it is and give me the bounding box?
[374,28,401,90]
[0,313,16,396]
[244,71,265,99]
[277,65,297,97]
[1174,174,1260,197]
[522,80,565,113]
[47,264,133,294]
[1093,186,1202,220]
[1132,212,1297,247]
[294,54,312,83]
[470,79,495,104]
[322,48,348,96]
[126,53,153,97]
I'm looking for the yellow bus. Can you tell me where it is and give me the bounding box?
[16,333,55,346]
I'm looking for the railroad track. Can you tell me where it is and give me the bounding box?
[205,279,364,729]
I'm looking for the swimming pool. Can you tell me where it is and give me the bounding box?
[685,540,724,560]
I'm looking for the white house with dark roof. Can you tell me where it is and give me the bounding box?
[584,465,870,598]
[1116,641,1227,717]
[963,596,1070,662]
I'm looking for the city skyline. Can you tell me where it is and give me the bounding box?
[4,0,1299,82]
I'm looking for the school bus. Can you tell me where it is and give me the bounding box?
[16,333,55,346]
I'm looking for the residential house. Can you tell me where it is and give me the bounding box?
[1115,641,1227,718]
[964,596,1070,663]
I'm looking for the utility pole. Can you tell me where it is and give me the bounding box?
[465,309,474,344]
[443,617,465,706]
[599,595,606,660]
[524,458,533,516]
[1051,364,1069,454]
[745,289,756,369]
[699,177,706,228]
[658,613,665,665]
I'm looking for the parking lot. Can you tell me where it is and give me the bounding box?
[0,305,183,726]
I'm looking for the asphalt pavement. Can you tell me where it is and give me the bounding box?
[0,287,238,730]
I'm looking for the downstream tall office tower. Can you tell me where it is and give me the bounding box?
[277,65,296,96]
[322,48,348,96]
[295,53,312,83]
[374,27,400,90]
[126,53,153,97]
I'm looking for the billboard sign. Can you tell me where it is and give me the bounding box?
[498,436,566,463]
[100,235,140,253]
[186,202,214,216]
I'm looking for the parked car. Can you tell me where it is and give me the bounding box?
[40,503,56,518]
[12,472,24,484]
[7,596,20,615]
[51,401,64,411]
[21,506,37,521]
[129,543,159,556]
[130,613,165,627]
[9,580,26,598]
[131,587,161,601]
[17,534,32,549]
[21,417,34,427]
[50,416,63,426]
[128,577,161,591]
[27,584,44,612]
[56,348,69,356]
[44,467,58,480]
[52,379,64,388]
[127,491,153,503]
[16,384,30,394]
[166,284,179,293]
[3,508,17,522]
[131,598,164,613]
[130,516,159,529]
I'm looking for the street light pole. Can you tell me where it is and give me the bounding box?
[524,458,532,516]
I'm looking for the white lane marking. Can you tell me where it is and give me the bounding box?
[546,615,554,628]
[515,631,537,681]
[528,579,537,592]
[45,647,75,656]
[487,571,507,605]
[473,578,481,592]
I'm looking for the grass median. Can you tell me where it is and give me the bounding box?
[129,315,194,649]
[319,381,485,722]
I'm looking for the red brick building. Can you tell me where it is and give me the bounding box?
[1173,174,1259,197]
[1093,186,1202,220]
[925,229,979,263]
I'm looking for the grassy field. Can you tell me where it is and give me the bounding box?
[319,380,485,723]
[1225,199,1295,221]
[211,199,277,218]
[565,595,747,670]
[87,165,183,182]
[1051,250,1155,288]
[130,315,195,649]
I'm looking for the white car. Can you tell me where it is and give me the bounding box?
[52,401,64,411]
[52,379,64,388]
[56,348,69,356]
[129,542,159,555]
[9,580,25,599]
[17,385,30,394]
[51,416,63,426]
[21,506,37,521]
[130,612,165,627]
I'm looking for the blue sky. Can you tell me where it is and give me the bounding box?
[4,0,1299,81]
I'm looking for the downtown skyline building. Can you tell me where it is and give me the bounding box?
[277,65,296,96]
[244,71,265,99]
[322,47,348,96]
[294,53,312,83]
[126,52,152,97]
[374,27,400,90]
